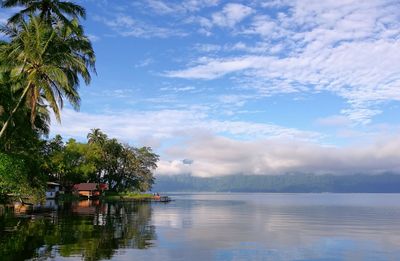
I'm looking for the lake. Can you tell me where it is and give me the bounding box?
[1,193,400,261]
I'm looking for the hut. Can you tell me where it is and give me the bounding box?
[73,183,108,198]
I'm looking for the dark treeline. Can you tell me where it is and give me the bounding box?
[45,129,159,192]
[0,129,159,199]
[153,173,400,193]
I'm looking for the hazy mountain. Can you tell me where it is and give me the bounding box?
[152,173,400,193]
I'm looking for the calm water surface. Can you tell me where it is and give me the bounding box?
[1,193,400,261]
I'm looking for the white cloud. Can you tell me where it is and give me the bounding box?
[145,0,220,14]
[194,41,283,54]
[146,0,175,14]
[182,0,220,12]
[105,14,134,27]
[211,3,253,27]
[166,0,400,124]
[243,15,282,37]
[95,14,186,38]
[87,34,100,42]
[316,115,352,127]
[86,88,137,99]
[135,58,154,68]
[50,109,400,178]
[261,0,289,8]
[165,56,270,79]
[51,108,320,147]
[160,86,196,92]
[193,43,221,52]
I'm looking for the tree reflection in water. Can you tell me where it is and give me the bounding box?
[0,201,156,261]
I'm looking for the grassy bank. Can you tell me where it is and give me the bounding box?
[2,192,155,204]
[103,192,154,202]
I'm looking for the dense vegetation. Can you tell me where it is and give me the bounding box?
[44,129,159,192]
[0,1,158,200]
[153,173,400,193]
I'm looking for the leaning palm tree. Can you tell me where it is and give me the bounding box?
[0,71,51,151]
[0,16,95,138]
[2,0,86,25]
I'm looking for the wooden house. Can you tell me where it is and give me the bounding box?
[73,183,108,198]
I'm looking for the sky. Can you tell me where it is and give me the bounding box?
[2,0,400,177]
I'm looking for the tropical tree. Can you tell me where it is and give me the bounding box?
[112,146,159,192]
[101,138,124,188]
[40,130,159,192]
[133,147,159,191]
[87,128,108,146]
[0,71,50,152]
[0,16,95,138]
[2,0,86,26]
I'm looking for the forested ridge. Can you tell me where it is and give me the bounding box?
[153,173,400,193]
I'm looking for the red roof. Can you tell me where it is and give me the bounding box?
[73,183,109,191]
[73,183,98,191]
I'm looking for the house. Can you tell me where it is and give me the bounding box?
[73,183,108,198]
[46,182,61,199]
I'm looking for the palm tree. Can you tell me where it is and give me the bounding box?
[0,16,95,138]
[2,0,86,25]
[0,71,50,151]
[87,128,108,145]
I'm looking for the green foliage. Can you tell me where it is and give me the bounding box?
[44,130,159,192]
[2,0,87,26]
[104,192,154,201]
[0,15,95,138]
[0,0,96,138]
[0,153,27,196]
[0,72,49,151]
[0,152,44,199]
[0,0,98,200]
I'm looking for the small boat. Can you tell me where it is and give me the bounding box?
[152,196,172,203]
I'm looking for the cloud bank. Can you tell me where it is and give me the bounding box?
[51,109,400,177]
[157,133,400,177]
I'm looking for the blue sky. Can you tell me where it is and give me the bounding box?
[3,0,400,176]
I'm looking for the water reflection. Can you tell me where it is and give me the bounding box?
[2,194,400,261]
[150,193,400,261]
[0,200,155,261]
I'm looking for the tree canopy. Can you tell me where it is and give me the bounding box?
[44,129,159,193]
[0,0,95,138]
[2,0,86,29]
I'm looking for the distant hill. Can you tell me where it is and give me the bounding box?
[152,173,400,193]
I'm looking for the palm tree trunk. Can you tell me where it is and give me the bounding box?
[0,83,31,139]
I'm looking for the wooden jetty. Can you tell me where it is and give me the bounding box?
[152,196,172,203]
